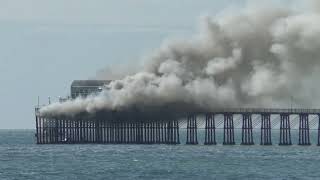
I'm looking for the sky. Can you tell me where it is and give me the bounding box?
[0,0,299,129]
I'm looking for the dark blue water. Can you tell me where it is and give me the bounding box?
[1,129,320,180]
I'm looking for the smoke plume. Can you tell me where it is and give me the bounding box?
[40,2,320,117]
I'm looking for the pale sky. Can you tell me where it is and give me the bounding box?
[0,0,298,129]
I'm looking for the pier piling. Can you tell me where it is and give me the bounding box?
[186,115,198,145]
[241,114,254,145]
[204,114,216,145]
[223,114,235,145]
[260,114,272,145]
[279,114,292,145]
[318,115,320,146]
[298,114,311,145]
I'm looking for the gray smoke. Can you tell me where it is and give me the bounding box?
[40,3,320,117]
[94,62,141,80]
[310,0,320,12]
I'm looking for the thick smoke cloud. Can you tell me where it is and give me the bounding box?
[309,0,320,12]
[40,3,320,117]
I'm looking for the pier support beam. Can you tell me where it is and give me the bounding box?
[136,122,143,144]
[204,114,216,145]
[95,119,101,143]
[298,114,311,145]
[186,115,198,145]
[155,122,161,144]
[166,121,180,144]
[151,122,155,144]
[39,117,42,143]
[241,114,254,145]
[54,119,59,143]
[35,116,39,144]
[318,115,320,146]
[279,114,292,145]
[223,114,235,145]
[260,114,272,145]
[38,117,43,144]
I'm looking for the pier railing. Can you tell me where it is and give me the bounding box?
[201,108,320,114]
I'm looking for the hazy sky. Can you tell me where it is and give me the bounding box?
[0,0,299,129]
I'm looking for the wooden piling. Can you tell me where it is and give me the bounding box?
[279,114,292,145]
[298,114,311,145]
[223,114,235,145]
[204,114,216,145]
[241,114,254,145]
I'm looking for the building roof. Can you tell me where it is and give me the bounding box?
[71,80,112,87]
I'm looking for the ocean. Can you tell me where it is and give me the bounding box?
[0,129,319,180]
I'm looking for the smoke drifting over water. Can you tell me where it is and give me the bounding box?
[40,2,320,117]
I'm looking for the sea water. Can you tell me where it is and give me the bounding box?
[0,129,319,180]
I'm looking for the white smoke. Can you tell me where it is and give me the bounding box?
[40,2,320,117]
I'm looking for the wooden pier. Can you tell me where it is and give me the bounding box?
[35,108,320,145]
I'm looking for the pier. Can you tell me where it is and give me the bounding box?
[35,108,320,145]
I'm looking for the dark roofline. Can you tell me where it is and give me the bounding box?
[71,80,112,87]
